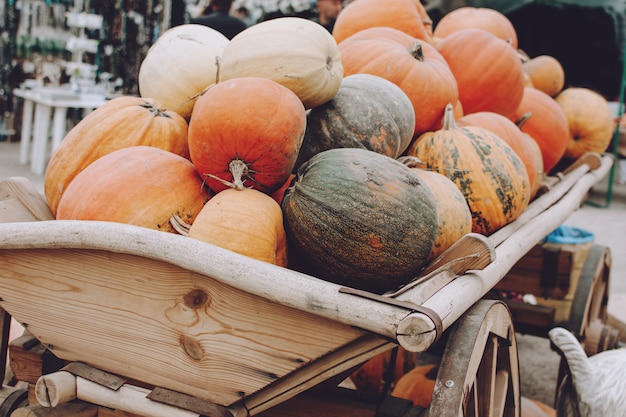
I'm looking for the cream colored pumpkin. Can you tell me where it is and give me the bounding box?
[218,17,343,109]
[138,24,229,119]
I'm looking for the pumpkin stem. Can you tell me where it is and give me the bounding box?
[441,103,457,131]
[229,158,249,191]
[140,101,174,119]
[515,112,532,129]
[170,214,191,236]
[410,42,424,62]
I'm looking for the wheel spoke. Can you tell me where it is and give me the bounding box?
[428,300,520,417]
[477,335,497,417]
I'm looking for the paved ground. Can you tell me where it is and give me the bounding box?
[1,139,625,409]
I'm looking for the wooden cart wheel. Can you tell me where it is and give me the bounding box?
[428,300,520,417]
[565,244,618,355]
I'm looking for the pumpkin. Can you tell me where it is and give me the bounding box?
[433,6,518,49]
[188,188,288,267]
[512,87,570,174]
[435,28,525,118]
[554,87,614,160]
[350,347,418,394]
[338,26,458,137]
[44,96,189,216]
[410,0,434,36]
[138,24,229,119]
[56,146,209,233]
[408,168,472,262]
[188,77,306,194]
[522,55,565,97]
[407,104,530,236]
[391,364,438,408]
[282,148,438,294]
[296,74,415,168]
[332,0,434,44]
[458,111,542,198]
[218,17,343,109]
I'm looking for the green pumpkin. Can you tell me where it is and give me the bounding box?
[282,148,438,294]
[295,74,415,169]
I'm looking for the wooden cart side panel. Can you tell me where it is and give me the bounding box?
[0,247,364,406]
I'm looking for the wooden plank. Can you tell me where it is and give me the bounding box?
[501,299,556,329]
[0,177,54,223]
[9,334,65,385]
[0,247,364,408]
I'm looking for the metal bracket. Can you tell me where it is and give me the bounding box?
[61,362,125,391]
[147,386,234,417]
[339,287,443,342]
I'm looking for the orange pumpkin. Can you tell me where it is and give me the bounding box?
[458,111,542,198]
[407,104,530,236]
[512,87,570,173]
[56,146,209,233]
[333,0,433,44]
[391,364,438,408]
[435,28,525,118]
[409,168,472,261]
[410,0,434,36]
[555,87,614,160]
[44,96,189,216]
[522,55,565,97]
[188,77,306,194]
[338,26,458,137]
[433,6,518,49]
[188,188,288,267]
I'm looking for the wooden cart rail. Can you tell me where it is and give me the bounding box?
[0,153,613,416]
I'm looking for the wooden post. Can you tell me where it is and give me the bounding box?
[34,371,201,417]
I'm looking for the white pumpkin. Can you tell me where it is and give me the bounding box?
[218,17,343,109]
[138,24,229,119]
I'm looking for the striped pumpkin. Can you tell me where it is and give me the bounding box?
[407,104,530,235]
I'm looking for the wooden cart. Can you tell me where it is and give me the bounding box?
[0,152,615,417]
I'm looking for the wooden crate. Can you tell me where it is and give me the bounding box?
[493,240,594,333]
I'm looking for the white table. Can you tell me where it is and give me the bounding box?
[13,87,107,176]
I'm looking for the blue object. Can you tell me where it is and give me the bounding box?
[542,225,595,244]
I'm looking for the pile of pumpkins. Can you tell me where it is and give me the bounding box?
[43,0,616,296]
